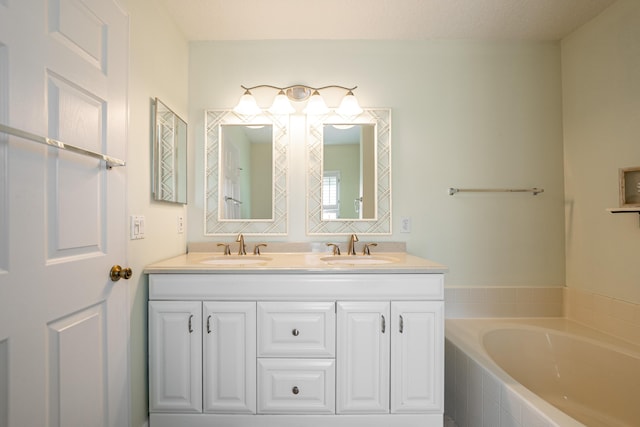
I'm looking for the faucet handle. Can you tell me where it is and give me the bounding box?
[217,243,231,256]
[253,243,267,255]
[362,243,378,256]
[326,243,341,256]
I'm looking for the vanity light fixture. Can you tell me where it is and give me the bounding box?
[233,89,262,116]
[233,84,363,116]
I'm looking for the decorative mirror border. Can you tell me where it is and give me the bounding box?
[306,108,392,235]
[204,110,289,235]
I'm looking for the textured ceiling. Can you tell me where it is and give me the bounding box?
[161,0,616,41]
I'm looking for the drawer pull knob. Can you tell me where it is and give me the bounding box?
[292,386,300,395]
[292,328,300,336]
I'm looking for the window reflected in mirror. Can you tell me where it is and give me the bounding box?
[220,124,273,220]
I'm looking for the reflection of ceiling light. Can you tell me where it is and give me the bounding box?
[331,124,355,130]
[233,84,362,116]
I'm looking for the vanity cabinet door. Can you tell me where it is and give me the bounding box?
[336,301,390,414]
[390,301,444,413]
[149,301,202,413]
[203,301,256,414]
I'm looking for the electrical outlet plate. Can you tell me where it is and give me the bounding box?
[177,215,184,233]
[400,216,411,233]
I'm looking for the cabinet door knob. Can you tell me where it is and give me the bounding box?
[381,315,386,333]
[292,328,300,336]
[292,386,300,395]
[207,315,212,334]
[188,314,194,333]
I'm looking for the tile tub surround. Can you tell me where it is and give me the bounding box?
[445,338,555,427]
[564,287,640,346]
[444,287,563,318]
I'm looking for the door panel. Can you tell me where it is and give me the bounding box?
[0,1,129,426]
[46,72,106,261]
[48,0,108,71]
[47,304,106,427]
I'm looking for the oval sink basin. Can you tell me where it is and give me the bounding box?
[200,256,272,266]
[320,256,397,266]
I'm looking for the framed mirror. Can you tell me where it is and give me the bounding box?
[153,98,187,204]
[307,109,392,235]
[204,110,288,235]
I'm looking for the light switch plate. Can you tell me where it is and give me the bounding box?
[130,215,145,239]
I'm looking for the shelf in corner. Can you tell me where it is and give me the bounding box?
[607,207,640,214]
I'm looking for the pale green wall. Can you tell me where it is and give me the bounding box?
[187,40,566,287]
[118,0,189,426]
[562,0,640,304]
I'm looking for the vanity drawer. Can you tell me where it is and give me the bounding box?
[257,358,335,414]
[258,302,335,357]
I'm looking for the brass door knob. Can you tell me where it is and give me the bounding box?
[110,265,132,282]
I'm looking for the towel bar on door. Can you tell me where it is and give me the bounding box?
[0,123,126,169]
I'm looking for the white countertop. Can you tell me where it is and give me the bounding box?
[144,251,448,274]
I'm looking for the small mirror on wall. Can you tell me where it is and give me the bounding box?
[152,98,187,204]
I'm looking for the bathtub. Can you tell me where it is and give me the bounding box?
[445,318,640,427]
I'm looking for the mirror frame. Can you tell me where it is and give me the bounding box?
[152,98,187,204]
[307,108,392,235]
[204,110,289,235]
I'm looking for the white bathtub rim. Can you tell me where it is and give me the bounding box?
[445,317,640,427]
[480,321,640,361]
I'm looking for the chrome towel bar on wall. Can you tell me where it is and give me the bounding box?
[0,123,126,169]
[448,187,544,196]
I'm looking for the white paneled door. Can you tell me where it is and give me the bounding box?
[0,1,129,427]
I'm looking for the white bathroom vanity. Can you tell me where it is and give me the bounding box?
[145,250,446,427]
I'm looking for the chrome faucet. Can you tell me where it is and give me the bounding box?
[347,234,359,255]
[236,233,246,255]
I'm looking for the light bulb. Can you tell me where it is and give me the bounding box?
[336,90,363,117]
[303,90,330,115]
[268,90,295,114]
[233,90,261,116]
